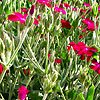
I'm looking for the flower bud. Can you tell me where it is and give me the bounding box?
[0,38,5,53]
[30,5,35,16]
[0,64,3,74]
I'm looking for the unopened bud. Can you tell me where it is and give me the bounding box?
[30,5,35,16]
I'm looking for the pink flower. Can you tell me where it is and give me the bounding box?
[72,8,77,12]
[79,35,83,39]
[61,19,71,29]
[33,18,39,25]
[8,12,28,23]
[18,85,29,100]
[64,3,70,9]
[90,59,100,74]
[98,7,100,11]
[28,0,32,1]
[54,4,66,14]
[55,59,61,64]
[48,54,51,59]
[21,8,29,12]
[83,2,90,7]
[37,0,52,8]
[67,42,98,61]
[80,9,87,13]
[0,64,3,74]
[38,15,40,20]
[30,5,35,15]
[82,29,87,32]
[82,18,98,31]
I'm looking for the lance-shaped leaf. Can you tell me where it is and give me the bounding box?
[86,85,95,100]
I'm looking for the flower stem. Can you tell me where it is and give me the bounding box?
[0,27,29,84]
[42,93,48,100]
[45,32,49,73]
[8,70,20,100]
[59,84,66,100]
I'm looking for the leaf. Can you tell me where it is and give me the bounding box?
[75,93,85,100]
[72,16,79,29]
[86,85,95,100]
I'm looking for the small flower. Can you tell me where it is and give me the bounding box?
[72,8,77,12]
[54,4,66,14]
[83,2,90,7]
[98,6,100,11]
[18,85,29,100]
[37,0,52,8]
[33,18,39,25]
[64,3,70,9]
[82,29,87,32]
[0,64,3,74]
[55,59,61,64]
[21,8,29,12]
[90,59,100,74]
[38,15,40,20]
[61,19,71,29]
[82,18,98,31]
[79,35,83,39]
[48,54,51,59]
[67,42,98,62]
[8,12,28,23]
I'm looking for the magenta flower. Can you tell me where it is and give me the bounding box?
[80,9,87,13]
[61,19,71,29]
[54,4,66,14]
[38,15,40,20]
[0,64,3,74]
[83,2,90,7]
[21,8,29,12]
[55,59,61,64]
[64,3,70,9]
[79,35,83,39]
[37,0,52,8]
[18,85,29,100]
[90,59,100,74]
[82,18,98,31]
[33,18,39,25]
[72,8,77,12]
[8,12,28,23]
[82,29,87,32]
[48,54,51,59]
[98,7,100,11]
[67,42,98,61]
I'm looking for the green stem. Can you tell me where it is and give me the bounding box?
[45,32,49,73]
[8,70,20,100]
[26,70,35,88]
[59,84,66,100]
[7,27,29,67]
[61,58,73,84]
[28,44,45,73]
[94,16,98,45]
[42,93,48,100]
[0,27,29,84]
